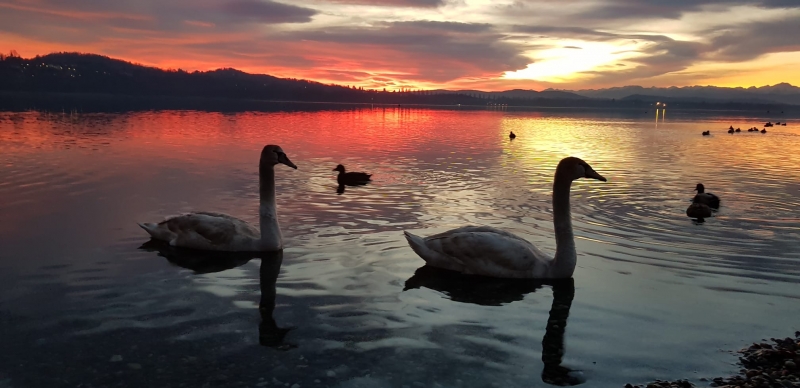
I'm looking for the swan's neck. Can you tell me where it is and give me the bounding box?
[550,175,576,278]
[259,165,282,250]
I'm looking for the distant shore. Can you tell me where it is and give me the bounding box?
[1,91,796,116]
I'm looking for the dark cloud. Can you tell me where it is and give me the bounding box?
[586,0,800,20]
[708,16,800,61]
[385,20,493,33]
[319,0,444,7]
[280,23,529,81]
[219,0,317,24]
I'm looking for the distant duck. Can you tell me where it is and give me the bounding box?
[776,122,781,125]
[702,131,710,136]
[735,128,741,132]
[333,164,372,186]
[782,123,787,126]
[509,131,517,140]
[728,125,734,130]
[728,128,735,134]
[693,183,720,209]
[761,128,767,134]
[686,202,712,219]
[765,122,773,127]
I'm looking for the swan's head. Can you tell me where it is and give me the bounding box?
[333,164,345,172]
[558,157,606,182]
[695,183,705,193]
[260,145,297,169]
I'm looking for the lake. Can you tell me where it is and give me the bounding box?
[1,106,799,387]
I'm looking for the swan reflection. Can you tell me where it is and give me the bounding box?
[138,240,254,274]
[404,266,583,386]
[138,242,293,349]
[258,250,295,350]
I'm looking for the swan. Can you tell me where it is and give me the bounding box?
[693,183,720,209]
[403,157,607,279]
[138,145,297,251]
[333,164,372,186]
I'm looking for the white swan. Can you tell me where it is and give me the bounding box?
[403,157,607,279]
[138,145,297,251]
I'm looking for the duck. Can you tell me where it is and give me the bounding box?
[747,128,754,132]
[686,202,712,219]
[509,131,517,140]
[693,183,720,209]
[728,128,735,134]
[765,122,773,127]
[735,128,741,132]
[702,131,710,136]
[403,157,607,279]
[728,125,734,130]
[782,123,787,126]
[333,164,372,186]
[138,145,297,251]
[761,128,767,134]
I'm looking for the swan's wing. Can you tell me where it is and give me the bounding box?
[162,213,257,246]
[423,226,551,277]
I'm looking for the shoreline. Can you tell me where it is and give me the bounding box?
[628,332,800,388]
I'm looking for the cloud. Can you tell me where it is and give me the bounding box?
[219,0,317,24]
[1,0,800,90]
[319,0,444,7]
[708,15,800,61]
[278,22,529,82]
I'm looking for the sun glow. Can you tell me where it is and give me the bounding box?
[502,41,638,83]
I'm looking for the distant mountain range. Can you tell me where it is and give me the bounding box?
[552,84,800,106]
[0,52,796,111]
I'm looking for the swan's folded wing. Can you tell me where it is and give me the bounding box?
[424,226,551,277]
[163,213,239,246]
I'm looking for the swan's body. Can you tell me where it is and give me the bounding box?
[403,157,607,279]
[692,183,720,209]
[333,164,371,186]
[138,145,297,251]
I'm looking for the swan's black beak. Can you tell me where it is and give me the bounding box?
[585,170,606,182]
[278,153,297,169]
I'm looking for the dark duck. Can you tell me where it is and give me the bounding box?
[693,183,720,209]
[509,131,516,140]
[333,164,372,186]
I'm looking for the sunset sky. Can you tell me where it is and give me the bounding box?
[1,0,799,91]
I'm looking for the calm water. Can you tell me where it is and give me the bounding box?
[1,107,799,387]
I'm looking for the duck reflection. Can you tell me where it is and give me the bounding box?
[404,266,583,386]
[138,242,294,349]
[336,184,345,195]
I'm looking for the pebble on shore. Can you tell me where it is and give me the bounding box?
[626,331,800,388]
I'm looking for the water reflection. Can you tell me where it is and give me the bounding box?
[138,240,253,274]
[404,267,583,386]
[138,242,292,349]
[258,251,295,350]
